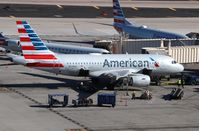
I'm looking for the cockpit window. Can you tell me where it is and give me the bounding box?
[172,60,177,64]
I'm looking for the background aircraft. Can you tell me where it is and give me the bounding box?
[113,0,188,39]
[8,21,184,89]
[0,33,109,54]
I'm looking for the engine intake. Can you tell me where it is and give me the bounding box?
[129,74,150,87]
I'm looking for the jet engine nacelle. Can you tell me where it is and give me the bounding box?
[129,74,150,87]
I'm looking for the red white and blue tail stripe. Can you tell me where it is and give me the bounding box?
[113,0,125,23]
[113,0,132,33]
[16,21,57,60]
[113,0,124,32]
[16,21,63,68]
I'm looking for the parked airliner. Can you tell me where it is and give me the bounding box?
[0,33,109,54]
[113,0,188,39]
[8,21,184,89]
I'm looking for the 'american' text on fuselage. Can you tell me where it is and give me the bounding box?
[103,59,149,68]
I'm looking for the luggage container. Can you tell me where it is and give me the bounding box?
[97,92,116,107]
[48,93,68,107]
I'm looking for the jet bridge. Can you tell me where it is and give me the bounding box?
[108,38,199,64]
[112,38,199,54]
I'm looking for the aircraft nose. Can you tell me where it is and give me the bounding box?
[178,64,184,72]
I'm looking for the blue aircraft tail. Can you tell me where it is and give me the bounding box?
[0,33,5,39]
[113,0,132,33]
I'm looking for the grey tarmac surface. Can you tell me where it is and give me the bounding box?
[0,4,198,18]
[0,17,199,39]
[0,54,199,131]
[0,0,199,8]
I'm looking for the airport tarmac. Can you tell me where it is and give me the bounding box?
[1,17,199,39]
[0,0,199,8]
[0,54,199,131]
[0,4,199,18]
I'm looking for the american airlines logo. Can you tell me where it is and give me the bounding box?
[103,57,160,68]
[149,57,160,67]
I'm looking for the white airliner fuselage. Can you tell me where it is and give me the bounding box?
[9,53,184,88]
[26,54,183,77]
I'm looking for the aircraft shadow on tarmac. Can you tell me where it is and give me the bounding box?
[3,82,66,89]
[5,72,100,99]
[21,72,80,88]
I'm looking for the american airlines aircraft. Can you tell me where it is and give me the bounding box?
[9,21,184,89]
[113,0,188,39]
[0,33,109,54]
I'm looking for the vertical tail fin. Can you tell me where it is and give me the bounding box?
[16,20,64,68]
[16,21,57,60]
[113,0,125,22]
[113,0,125,32]
[113,0,132,33]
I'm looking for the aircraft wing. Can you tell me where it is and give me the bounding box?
[89,68,141,80]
